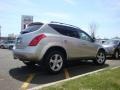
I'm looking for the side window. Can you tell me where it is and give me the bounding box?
[65,28,79,38]
[49,24,66,35]
[5,42,8,44]
[118,42,120,46]
[78,31,91,42]
[49,24,79,38]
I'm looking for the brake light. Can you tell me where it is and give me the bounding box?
[29,34,46,46]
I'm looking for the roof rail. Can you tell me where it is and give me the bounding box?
[50,21,80,29]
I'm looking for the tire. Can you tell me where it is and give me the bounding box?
[9,46,13,50]
[113,50,119,59]
[44,51,65,74]
[94,50,106,65]
[0,45,4,49]
[22,61,35,67]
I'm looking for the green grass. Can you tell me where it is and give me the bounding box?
[42,68,120,90]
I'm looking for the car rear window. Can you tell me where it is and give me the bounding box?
[21,23,43,34]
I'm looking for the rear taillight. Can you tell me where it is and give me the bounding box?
[29,34,46,46]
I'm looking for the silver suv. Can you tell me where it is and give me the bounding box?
[13,22,106,73]
[102,39,120,59]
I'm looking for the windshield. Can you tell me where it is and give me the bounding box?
[21,25,42,34]
[103,40,119,45]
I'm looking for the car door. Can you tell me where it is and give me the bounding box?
[48,24,82,58]
[77,30,98,57]
[64,30,84,58]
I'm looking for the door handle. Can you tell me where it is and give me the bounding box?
[64,40,67,43]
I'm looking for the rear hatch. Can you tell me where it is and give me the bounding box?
[16,22,43,49]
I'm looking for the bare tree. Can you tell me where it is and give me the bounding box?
[89,23,98,39]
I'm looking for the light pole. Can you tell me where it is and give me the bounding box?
[0,25,1,41]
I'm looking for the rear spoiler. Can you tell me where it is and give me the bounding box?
[28,22,44,26]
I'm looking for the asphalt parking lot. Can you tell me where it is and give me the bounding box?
[0,49,120,90]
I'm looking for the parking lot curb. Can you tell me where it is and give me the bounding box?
[28,66,120,90]
[111,66,120,70]
[27,67,106,90]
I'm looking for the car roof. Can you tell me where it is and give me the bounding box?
[29,21,81,30]
[49,21,80,29]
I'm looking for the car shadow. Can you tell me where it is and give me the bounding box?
[9,60,109,85]
[66,60,109,77]
[107,57,120,60]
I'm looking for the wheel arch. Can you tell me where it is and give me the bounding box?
[114,48,119,52]
[43,46,67,60]
[97,48,106,54]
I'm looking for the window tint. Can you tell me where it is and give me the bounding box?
[114,40,119,44]
[49,24,79,38]
[21,25,42,34]
[118,42,120,46]
[78,31,91,42]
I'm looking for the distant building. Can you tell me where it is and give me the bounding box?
[0,37,15,41]
[0,36,16,41]
[21,15,33,31]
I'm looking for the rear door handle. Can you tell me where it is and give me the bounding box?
[64,40,67,43]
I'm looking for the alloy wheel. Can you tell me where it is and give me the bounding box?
[115,51,119,59]
[49,54,63,72]
[96,52,105,64]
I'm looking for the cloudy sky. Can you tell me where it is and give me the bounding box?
[0,0,120,38]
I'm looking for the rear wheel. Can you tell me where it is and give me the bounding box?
[94,50,106,65]
[44,51,65,74]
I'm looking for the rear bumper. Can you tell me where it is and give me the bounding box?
[13,47,43,61]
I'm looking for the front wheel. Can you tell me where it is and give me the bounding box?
[44,51,65,74]
[94,50,106,65]
[113,50,119,59]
